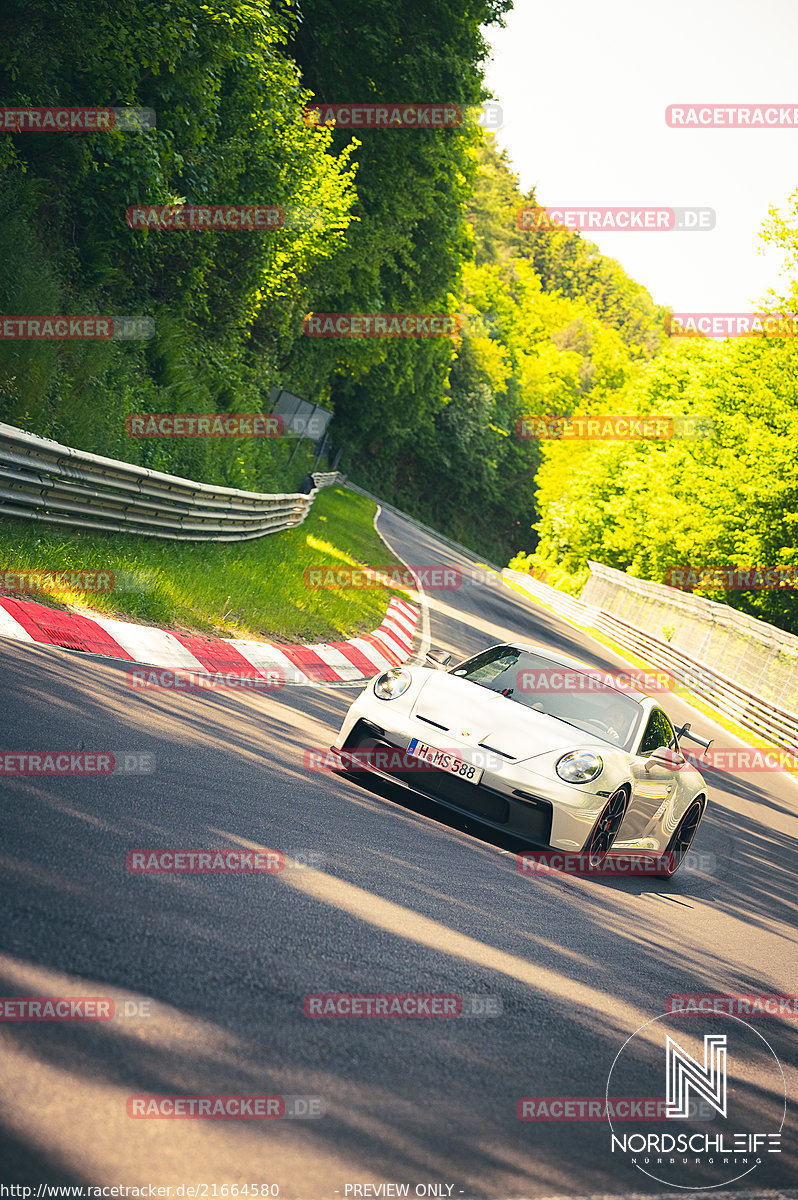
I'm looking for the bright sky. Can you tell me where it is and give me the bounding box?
[483,0,798,313]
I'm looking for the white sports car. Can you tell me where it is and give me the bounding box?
[331,641,712,875]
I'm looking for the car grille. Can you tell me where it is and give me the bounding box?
[344,720,552,839]
[345,721,510,823]
[398,767,510,824]
[510,790,554,843]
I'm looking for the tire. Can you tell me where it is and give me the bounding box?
[657,799,705,876]
[582,787,629,865]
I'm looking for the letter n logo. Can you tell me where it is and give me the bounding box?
[666,1034,727,1118]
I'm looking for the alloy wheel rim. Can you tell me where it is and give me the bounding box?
[669,802,703,870]
[587,789,627,862]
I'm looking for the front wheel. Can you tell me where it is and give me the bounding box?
[582,787,629,865]
[657,799,705,876]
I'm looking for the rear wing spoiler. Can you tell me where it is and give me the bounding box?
[669,721,713,755]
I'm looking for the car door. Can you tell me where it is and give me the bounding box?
[622,708,683,842]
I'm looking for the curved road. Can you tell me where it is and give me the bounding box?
[0,505,795,1197]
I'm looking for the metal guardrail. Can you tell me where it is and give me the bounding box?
[502,568,798,755]
[590,611,798,753]
[502,568,594,627]
[0,423,344,541]
[583,560,798,702]
[309,471,344,489]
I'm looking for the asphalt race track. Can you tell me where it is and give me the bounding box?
[0,506,796,1198]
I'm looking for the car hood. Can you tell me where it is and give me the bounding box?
[411,670,609,761]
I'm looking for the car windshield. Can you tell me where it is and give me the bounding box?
[450,645,644,748]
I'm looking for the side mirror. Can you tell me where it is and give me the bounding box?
[424,649,453,671]
[645,745,685,771]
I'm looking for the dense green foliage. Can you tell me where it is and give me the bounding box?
[2,0,795,633]
[0,0,663,562]
[525,333,798,633]
[0,0,514,509]
[522,190,798,634]
[0,0,356,490]
[340,139,665,556]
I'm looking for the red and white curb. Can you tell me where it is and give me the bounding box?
[0,594,419,686]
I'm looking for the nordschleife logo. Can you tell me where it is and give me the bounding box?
[666,1033,727,1119]
[606,1012,786,1189]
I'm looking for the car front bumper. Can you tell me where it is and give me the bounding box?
[332,697,624,851]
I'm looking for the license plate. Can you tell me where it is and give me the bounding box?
[406,739,483,785]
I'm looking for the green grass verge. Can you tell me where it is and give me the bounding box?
[0,487,411,643]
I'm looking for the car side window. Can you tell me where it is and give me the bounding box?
[637,709,676,756]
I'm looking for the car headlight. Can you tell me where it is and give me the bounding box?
[556,750,603,783]
[373,667,412,700]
